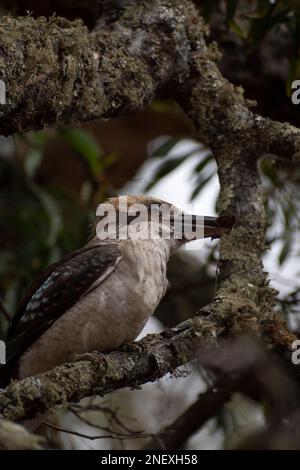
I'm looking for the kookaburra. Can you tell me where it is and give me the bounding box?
[0,195,233,386]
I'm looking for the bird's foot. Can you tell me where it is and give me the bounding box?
[69,351,104,365]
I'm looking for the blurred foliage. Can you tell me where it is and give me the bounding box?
[199,0,300,94]
[147,138,216,198]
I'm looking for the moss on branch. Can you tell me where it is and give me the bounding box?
[0,1,196,134]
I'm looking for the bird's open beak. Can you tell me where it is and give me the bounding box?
[173,214,234,240]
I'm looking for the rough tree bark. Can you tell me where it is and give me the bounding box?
[0,0,300,446]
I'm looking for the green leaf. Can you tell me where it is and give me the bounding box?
[260,158,280,186]
[31,130,49,147]
[190,172,215,200]
[279,239,292,265]
[24,149,43,178]
[147,144,207,189]
[146,156,187,190]
[229,20,247,38]
[60,128,103,175]
[29,185,63,246]
[248,4,292,51]
[150,138,183,158]
[193,153,214,173]
[282,205,292,230]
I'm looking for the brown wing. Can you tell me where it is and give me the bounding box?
[5,243,122,363]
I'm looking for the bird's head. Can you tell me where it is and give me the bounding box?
[92,195,233,252]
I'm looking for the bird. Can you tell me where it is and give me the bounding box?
[0,195,233,386]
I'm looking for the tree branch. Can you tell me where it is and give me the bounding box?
[0,309,298,424]
[145,337,300,450]
[0,0,300,166]
[0,0,300,429]
[144,378,235,450]
[235,410,300,450]
[0,0,194,135]
[0,310,222,422]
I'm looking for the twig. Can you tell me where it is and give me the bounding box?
[42,420,153,441]
[68,403,142,434]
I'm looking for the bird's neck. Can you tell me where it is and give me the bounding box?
[88,236,172,263]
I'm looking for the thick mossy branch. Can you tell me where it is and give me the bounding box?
[0,312,222,422]
[0,0,196,134]
[175,46,300,162]
[0,0,300,160]
[0,305,298,423]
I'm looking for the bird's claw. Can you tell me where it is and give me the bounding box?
[70,351,103,365]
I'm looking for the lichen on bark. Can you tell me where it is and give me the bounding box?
[0,1,198,134]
